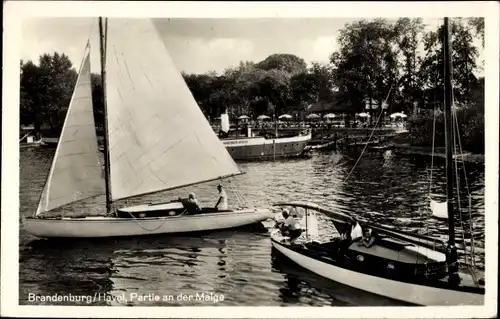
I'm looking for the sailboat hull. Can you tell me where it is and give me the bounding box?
[23,208,272,238]
[271,237,484,306]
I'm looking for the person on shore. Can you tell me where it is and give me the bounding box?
[214,184,228,210]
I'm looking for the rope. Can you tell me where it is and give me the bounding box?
[453,116,478,284]
[227,179,247,208]
[429,17,443,201]
[449,52,477,272]
[451,95,478,283]
[343,83,394,183]
[452,104,478,271]
[423,18,443,264]
[428,95,437,197]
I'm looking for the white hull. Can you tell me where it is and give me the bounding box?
[221,132,312,160]
[271,239,483,306]
[23,208,272,238]
[221,132,311,147]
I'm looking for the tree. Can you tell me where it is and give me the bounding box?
[467,18,484,47]
[290,71,319,106]
[330,19,398,125]
[289,63,334,114]
[183,72,215,117]
[20,53,78,132]
[249,69,291,117]
[393,18,425,114]
[419,19,481,110]
[310,62,334,102]
[255,54,307,74]
[90,73,104,132]
[20,60,42,127]
[20,53,77,132]
[39,53,78,130]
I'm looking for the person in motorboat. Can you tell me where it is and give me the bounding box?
[214,184,228,210]
[277,209,303,240]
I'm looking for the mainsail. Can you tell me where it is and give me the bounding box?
[36,45,105,215]
[104,19,241,201]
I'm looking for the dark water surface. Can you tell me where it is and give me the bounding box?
[19,147,485,306]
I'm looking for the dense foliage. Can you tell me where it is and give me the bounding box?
[20,18,485,153]
[20,53,104,133]
[406,78,484,154]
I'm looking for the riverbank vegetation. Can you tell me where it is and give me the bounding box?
[20,18,484,153]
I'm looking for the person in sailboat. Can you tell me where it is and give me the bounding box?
[214,184,228,210]
[180,192,201,214]
[188,193,200,209]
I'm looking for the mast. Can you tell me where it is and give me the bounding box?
[443,17,459,283]
[99,17,113,215]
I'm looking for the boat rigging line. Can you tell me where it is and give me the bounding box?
[342,83,394,184]
[227,178,250,208]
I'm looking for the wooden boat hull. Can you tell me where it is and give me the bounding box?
[22,208,272,238]
[271,236,484,306]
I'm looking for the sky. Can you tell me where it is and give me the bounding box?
[20,17,483,75]
[21,18,354,74]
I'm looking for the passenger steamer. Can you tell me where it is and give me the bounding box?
[218,113,311,161]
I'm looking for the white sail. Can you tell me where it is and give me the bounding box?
[104,19,241,201]
[36,46,105,215]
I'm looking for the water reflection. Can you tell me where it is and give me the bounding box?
[20,239,116,306]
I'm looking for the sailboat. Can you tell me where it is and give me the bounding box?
[270,18,485,305]
[22,18,272,238]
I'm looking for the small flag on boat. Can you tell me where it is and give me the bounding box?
[351,222,363,241]
[430,200,448,219]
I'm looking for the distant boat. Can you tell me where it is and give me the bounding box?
[269,18,484,306]
[218,112,312,161]
[221,131,312,161]
[22,18,272,239]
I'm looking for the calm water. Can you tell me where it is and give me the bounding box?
[19,147,485,306]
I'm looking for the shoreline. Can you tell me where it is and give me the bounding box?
[391,143,485,165]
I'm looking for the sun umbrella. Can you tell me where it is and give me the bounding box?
[389,112,407,119]
[257,115,271,120]
[323,113,336,119]
[278,114,293,120]
[306,113,320,119]
[238,115,250,120]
